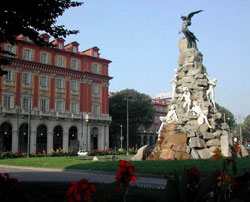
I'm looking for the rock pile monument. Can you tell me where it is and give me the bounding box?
[147,10,246,160]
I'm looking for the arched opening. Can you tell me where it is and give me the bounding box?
[91,127,98,150]
[143,136,147,146]
[137,136,141,148]
[0,122,12,152]
[37,124,47,153]
[149,136,153,146]
[68,126,78,152]
[53,125,63,151]
[19,123,28,152]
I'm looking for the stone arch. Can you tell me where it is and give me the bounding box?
[36,124,47,153]
[143,135,147,146]
[19,123,28,152]
[0,122,12,152]
[90,127,98,150]
[53,125,63,151]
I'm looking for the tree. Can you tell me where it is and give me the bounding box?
[242,115,250,139]
[109,89,154,149]
[216,103,236,128]
[0,0,82,75]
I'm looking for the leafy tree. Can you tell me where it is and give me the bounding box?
[109,89,154,149]
[216,103,236,128]
[0,0,82,75]
[242,115,250,138]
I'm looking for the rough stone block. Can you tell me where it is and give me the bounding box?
[240,145,249,157]
[221,146,232,157]
[206,139,221,147]
[199,124,209,133]
[131,145,151,161]
[203,132,215,140]
[187,131,196,137]
[221,134,233,147]
[189,137,206,148]
[159,149,175,160]
[174,151,190,160]
[212,130,221,137]
[191,149,199,159]
[197,148,213,159]
[166,133,187,144]
[172,142,187,152]
[221,123,229,130]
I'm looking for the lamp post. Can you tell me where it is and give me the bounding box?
[120,125,123,149]
[126,99,129,155]
[85,113,89,151]
[27,84,32,156]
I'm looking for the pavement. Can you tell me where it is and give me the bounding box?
[0,165,166,189]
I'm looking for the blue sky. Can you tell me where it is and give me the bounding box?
[57,0,250,120]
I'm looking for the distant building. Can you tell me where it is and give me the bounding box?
[0,34,112,153]
[137,96,169,148]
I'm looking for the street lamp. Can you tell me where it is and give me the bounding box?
[85,113,89,151]
[120,125,123,149]
[126,98,129,155]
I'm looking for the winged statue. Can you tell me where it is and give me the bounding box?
[179,10,203,49]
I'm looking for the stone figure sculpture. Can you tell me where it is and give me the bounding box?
[157,105,178,138]
[204,73,217,109]
[171,69,178,100]
[179,10,203,49]
[179,87,191,116]
[191,101,212,128]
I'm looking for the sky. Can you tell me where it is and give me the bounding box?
[56,0,250,121]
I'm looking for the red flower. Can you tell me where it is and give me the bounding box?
[0,173,19,198]
[187,167,200,184]
[66,178,96,202]
[115,160,137,192]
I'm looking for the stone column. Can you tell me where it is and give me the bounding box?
[140,135,144,146]
[12,130,18,153]
[30,131,37,153]
[87,124,91,151]
[63,132,69,152]
[105,125,109,149]
[47,125,53,153]
[82,124,87,150]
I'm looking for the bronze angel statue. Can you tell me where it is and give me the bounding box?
[179,10,203,49]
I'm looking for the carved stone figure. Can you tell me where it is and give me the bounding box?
[171,69,178,100]
[157,105,178,137]
[179,87,191,116]
[205,73,217,109]
[191,101,212,128]
[179,10,203,49]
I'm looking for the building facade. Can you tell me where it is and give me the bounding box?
[0,34,112,153]
[137,97,169,148]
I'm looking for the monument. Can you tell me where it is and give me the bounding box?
[147,10,245,160]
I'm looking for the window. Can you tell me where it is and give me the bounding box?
[23,72,31,85]
[5,44,16,55]
[57,56,64,67]
[71,59,79,70]
[40,75,48,90]
[92,83,99,97]
[3,94,14,109]
[22,96,31,111]
[70,101,79,114]
[40,98,49,112]
[56,78,64,92]
[4,70,13,82]
[71,80,78,93]
[92,104,100,116]
[23,49,33,61]
[72,46,77,53]
[40,52,49,64]
[58,42,63,49]
[56,100,65,113]
[92,63,100,74]
[93,51,98,57]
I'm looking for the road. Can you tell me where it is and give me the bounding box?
[0,165,166,189]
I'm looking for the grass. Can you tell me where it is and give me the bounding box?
[0,156,250,176]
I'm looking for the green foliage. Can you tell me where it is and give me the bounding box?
[109,89,155,148]
[0,0,82,74]
[242,115,250,138]
[216,103,236,128]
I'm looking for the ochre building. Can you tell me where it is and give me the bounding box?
[0,34,112,153]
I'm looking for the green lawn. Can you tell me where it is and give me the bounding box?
[0,156,250,176]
